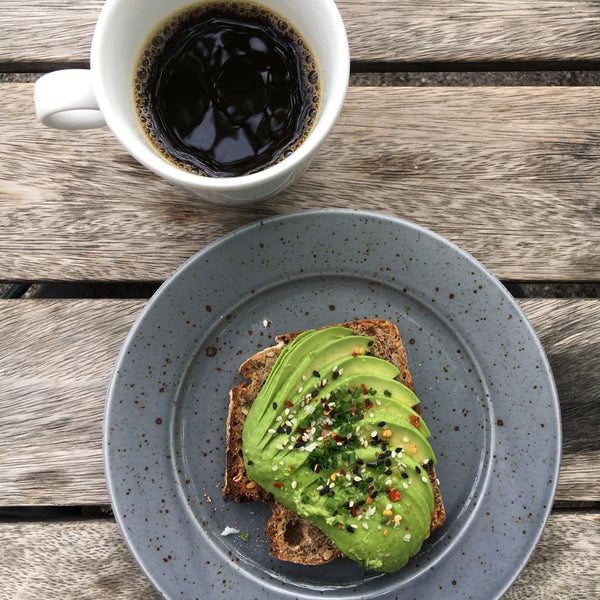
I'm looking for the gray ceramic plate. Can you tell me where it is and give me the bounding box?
[104,209,561,599]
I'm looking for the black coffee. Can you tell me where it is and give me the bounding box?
[135,2,320,177]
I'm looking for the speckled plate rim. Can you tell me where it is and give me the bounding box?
[103,208,561,599]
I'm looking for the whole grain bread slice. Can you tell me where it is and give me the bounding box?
[222,319,445,565]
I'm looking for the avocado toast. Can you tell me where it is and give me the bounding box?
[222,319,445,572]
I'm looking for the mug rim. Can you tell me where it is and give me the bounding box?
[90,0,350,192]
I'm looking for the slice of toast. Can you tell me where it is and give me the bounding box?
[222,319,445,565]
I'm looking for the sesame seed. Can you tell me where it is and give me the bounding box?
[291,480,297,489]
[297,386,303,394]
[268,428,276,435]
[276,444,284,450]
[403,534,412,542]
[422,476,429,483]
[402,482,409,489]
[363,523,369,530]
[272,466,278,471]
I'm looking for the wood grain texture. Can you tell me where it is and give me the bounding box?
[2,1,600,65]
[0,300,140,505]
[0,298,597,506]
[1,84,599,281]
[0,511,597,599]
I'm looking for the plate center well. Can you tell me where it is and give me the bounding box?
[169,274,493,593]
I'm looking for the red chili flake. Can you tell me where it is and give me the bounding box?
[334,435,346,443]
[284,400,294,408]
[361,383,369,395]
[410,414,421,428]
[387,489,402,502]
[365,401,374,411]
[351,505,362,517]
[273,482,284,488]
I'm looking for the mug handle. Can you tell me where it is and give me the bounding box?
[34,69,106,130]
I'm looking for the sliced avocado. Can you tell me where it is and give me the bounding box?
[257,335,375,440]
[244,327,352,429]
[243,327,440,573]
[364,393,431,437]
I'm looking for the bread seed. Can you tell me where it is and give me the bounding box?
[245,481,257,490]
[322,549,334,561]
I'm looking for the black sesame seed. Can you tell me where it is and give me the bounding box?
[332,510,338,516]
[294,441,305,448]
[285,426,292,434]
[370,490,379,499]
[327,490,335,497]
[353,466,359,474]
[319,488,327,496]
[272,402,278,410]
[385,469,393,476]
[377,421,386,427]
[311,389,318,398]
[356,458,364,465]
[346,525,355,533]
[367,340,374,347]
[401,472,409,479]
[395,447,403,453]
[366,476,374,483]
[277,426,286,434]
[415,466,422,474]
[313,370,321,378]
[333,371,340,379]
[357,500,366,506]
[385,458,392,467]
[384,390,392,397]
[247,460,253,465]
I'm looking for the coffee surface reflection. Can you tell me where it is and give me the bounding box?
[135,3,320,177]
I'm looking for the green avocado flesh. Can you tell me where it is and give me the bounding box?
[242,327,438,572]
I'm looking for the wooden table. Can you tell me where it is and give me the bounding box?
[1,1,598,598]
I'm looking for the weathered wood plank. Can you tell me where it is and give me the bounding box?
[2,1,600,65]
[0,298,597,506]
[1,85,599,281]
[0,511,597,599]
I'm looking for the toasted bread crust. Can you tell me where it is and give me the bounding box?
[222,319,445,565]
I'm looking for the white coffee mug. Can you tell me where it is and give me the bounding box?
[34,0,349,205]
